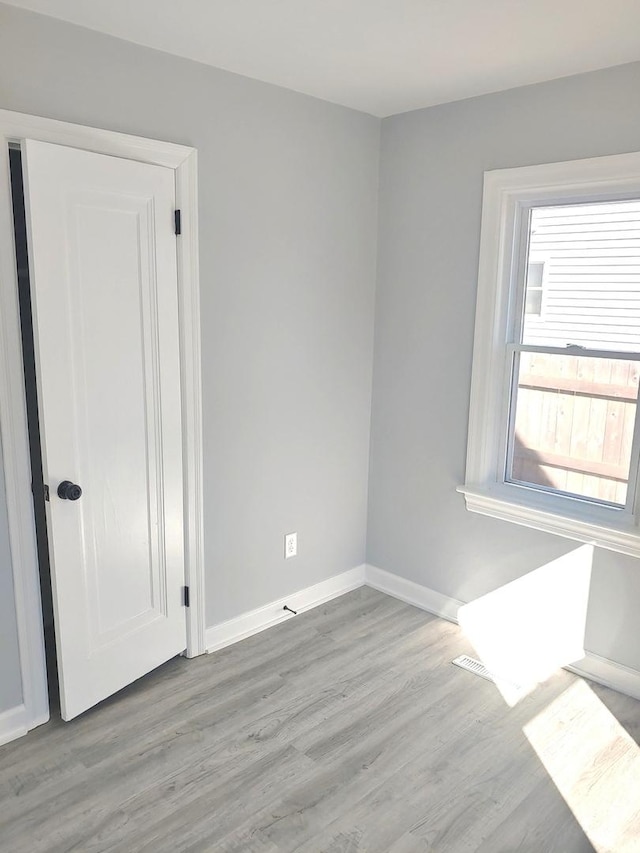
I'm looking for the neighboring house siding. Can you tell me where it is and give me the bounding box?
[523,200,640,352]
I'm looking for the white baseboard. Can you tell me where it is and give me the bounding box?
[365,564,640,704]
[567,652,640,702]
[203,559,640,707]
[206,565,366,653]
[365,564,464,623]
[0,703,28,748]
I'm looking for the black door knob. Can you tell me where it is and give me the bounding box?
[57,480,82,501]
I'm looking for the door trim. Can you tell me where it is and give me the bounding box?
[0,109,205,734]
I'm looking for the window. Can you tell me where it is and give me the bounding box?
[524,258,545,316]
[459,152,640,557]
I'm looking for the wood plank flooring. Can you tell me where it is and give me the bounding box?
[1,587,639,852]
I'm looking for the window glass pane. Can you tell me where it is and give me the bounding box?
[508,352,640,506]
[522,200,640,352]
[525,287,542,316]
[526,261,544,290]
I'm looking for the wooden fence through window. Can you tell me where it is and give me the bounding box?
[510,352,639,505]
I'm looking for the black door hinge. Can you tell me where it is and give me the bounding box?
[183,585,190,607]
[44,484,50,502]
[174,209,182,235]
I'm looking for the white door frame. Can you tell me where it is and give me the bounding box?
[0,109,205,734]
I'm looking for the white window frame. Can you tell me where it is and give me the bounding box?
[458,151,640,559]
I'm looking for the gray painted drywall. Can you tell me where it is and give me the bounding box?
[368,61,640,672]
[2,2,639,722]
[0,4,379,713]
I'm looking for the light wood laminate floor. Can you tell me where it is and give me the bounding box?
[1,587,639,852]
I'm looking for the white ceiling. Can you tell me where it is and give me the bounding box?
[5,0,640,117]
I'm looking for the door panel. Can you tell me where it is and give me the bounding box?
[72,196,165,644]
[22,140,186,720]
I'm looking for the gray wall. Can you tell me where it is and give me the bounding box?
[368,61,640,671]
[2,2,640,720]
[0,4,379,712]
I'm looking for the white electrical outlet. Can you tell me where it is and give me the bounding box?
[284,532,297,559]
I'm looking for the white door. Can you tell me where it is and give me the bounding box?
[22,139,187,721]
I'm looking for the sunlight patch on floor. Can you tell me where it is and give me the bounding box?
[458,545,593,705]
[523,679,640,852]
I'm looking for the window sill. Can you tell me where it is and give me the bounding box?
[457,484,640,559]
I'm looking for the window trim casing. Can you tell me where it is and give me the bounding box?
[458,151,640,559]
